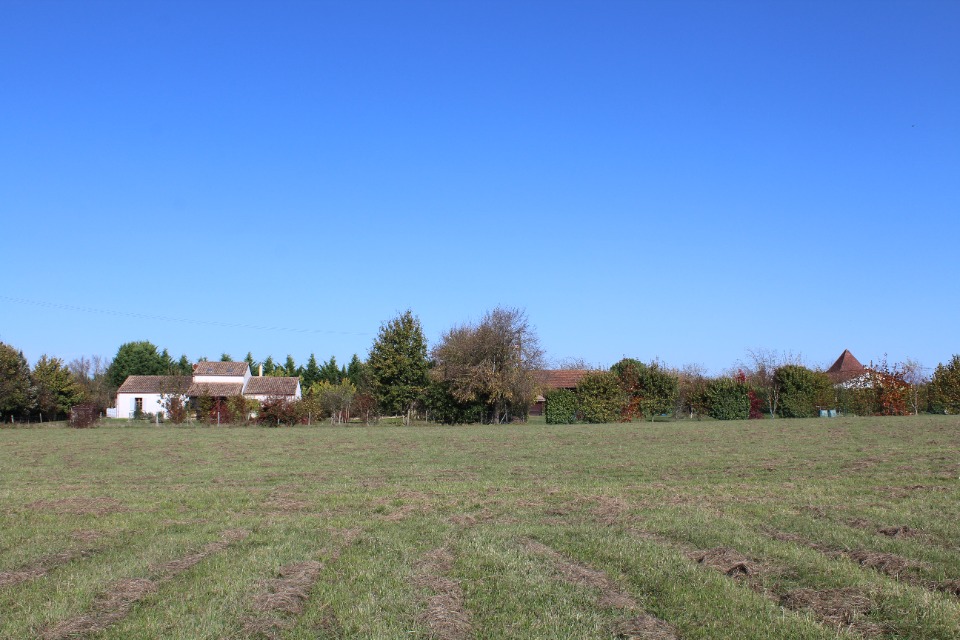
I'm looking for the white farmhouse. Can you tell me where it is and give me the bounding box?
[113,361,301,419]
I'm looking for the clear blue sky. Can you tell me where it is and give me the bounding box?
[2,0,958,374]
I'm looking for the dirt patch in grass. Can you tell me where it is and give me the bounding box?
[413,548,472,640]
[153,528,249,578]
[523,539,638,610]
[780,587,883,637]
[70,530,103,544]
[875,484,949,498]
[612,614,680,639]
[936,580,960,597]
[523,539,677,636]
[799,505,827,518]
[249,560,323,622]
[374,491,435,522]
[243,528,361,638]
[877,525,920,539]
[263,489,309,513]
[846,550,917,580]
[0,548,94,589]
[587,495,633,526]
[43,528,248,639]
[42,577,158,640]
[687,547,758,579]
[27,497,125,516]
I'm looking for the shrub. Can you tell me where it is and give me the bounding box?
[611,358,679,421]
[706,377,749,420]
[929,355,960,414]
[229,395,257,425]
[424,379,485,425]
[576,372,624,424]
[163,395,189,424]
[544,388,578,424]
[775,365,833,418]
[257,398,302,426]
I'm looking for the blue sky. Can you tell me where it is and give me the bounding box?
[1,0,958,374]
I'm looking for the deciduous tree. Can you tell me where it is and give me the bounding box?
[430,307,544,424]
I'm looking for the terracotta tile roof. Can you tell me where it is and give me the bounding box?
[192,361,249,376]
[186,382,244,397]
[826,349,867,382]
[117,376,191,394]
[244,377,299,397]
[535,369,591,390]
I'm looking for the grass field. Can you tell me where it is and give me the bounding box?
[1,415,958,639]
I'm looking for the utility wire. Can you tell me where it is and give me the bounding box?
[0,295,370,336]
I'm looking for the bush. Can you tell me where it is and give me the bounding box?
[706,377,749,420]
[610,358,678,421]
[257,398,302,426]
[576,372,624,424]
[929,355,960,414]
[425,379,485,425]
[229,395,257,425]
[775,365,833,418]
[69,404,99,428]
[163,395,189,424]
[544,388,578,424]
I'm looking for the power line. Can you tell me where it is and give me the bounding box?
[0,295,370,336]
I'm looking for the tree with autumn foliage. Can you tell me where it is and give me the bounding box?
[610,358,678,421]
[430,307,544,424]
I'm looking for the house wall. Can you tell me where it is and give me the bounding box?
[193,372,249,386]
[116,392,166,418]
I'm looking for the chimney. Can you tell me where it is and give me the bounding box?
[258,364,263,377]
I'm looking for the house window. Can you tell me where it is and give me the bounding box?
[135,398,143,412]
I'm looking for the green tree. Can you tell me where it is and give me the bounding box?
[176,354,193,376]
[705,376,750,420]
[220,353,232,362]
[575,371,624,423]
[302,354,322,389]
[262,355,276,376]
[610,358,678,421]
[106,341,169,388]
[423,377,485,425]
[32,355,84,420]
[775,365,833,418]
[368,309,429,423]
[0,342,32,420]
[346,354,368,389]
[430,307,544,424]
[320,355,343,384]
[929,355,960,414]
[310,380,356,424]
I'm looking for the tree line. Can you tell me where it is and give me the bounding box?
[545,351,960,424]
[3,308,960,425]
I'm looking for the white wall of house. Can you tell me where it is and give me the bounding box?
[116,392,166,418]
[193,371,250,387]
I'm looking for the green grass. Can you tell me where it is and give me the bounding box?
[1,415,958,638]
